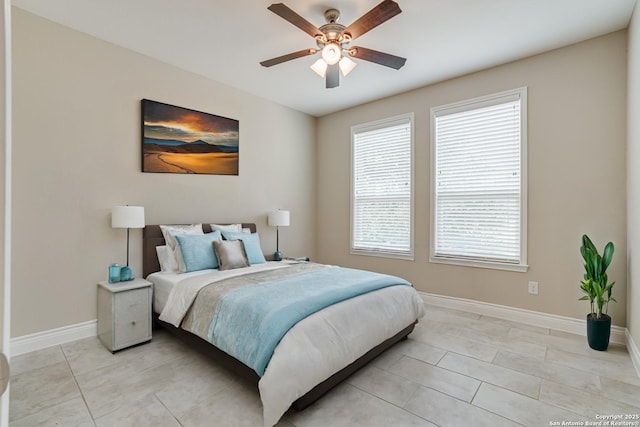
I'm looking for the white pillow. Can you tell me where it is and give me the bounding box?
[160,224,204,272]
[210,223,242,232]
[156,245,178,272]
[160,224,204,250]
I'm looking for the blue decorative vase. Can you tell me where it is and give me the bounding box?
[108,264,121,283]
[119,266,133,282]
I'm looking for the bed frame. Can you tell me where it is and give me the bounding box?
[143,223,416,411]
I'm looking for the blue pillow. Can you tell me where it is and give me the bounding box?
[175,231,222,272]
[220,231,267,264]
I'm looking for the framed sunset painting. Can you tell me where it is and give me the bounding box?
[141,99,239,175]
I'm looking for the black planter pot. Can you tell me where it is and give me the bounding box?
[586,313,611,351]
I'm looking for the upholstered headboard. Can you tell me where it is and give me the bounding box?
[142,223,257,278]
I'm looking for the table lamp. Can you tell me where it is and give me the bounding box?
[112,206,145,281]
[268,209,290,261]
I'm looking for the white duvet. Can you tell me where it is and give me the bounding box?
[148,263,425,427]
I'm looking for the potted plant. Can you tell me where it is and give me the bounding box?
[579,234,616,351]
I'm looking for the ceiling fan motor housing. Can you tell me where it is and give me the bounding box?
[324,8,340,23]
[317,8,351,50]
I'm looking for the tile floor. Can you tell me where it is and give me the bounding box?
[9,304,640,426]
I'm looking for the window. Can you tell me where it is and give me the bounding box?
[351,113,414,259]
[430,88,527,271]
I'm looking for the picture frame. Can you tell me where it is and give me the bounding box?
[141,99,239,175]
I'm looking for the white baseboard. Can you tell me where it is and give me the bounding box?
[420,292,627,345]
[626,330,640,378]
[11,320,97,357]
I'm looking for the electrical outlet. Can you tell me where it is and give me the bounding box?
[528,281,539,295]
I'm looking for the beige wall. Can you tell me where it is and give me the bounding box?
[317,31,628,326]
[627,4,640,347]
[12,8,316,337]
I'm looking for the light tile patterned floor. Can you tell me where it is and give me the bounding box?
[9,304,640,426]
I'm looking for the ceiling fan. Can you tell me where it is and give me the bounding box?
[260,0,406,89]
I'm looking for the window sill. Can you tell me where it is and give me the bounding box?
[351,249,414,261]
[429,256,528,272]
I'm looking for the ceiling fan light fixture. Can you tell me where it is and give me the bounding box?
[310,58,328,77]
[321,43,341,65]
[339,56,356,76]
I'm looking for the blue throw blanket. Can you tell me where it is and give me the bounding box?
[206,266,410,376]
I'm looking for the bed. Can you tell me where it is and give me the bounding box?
[143,223,425,426]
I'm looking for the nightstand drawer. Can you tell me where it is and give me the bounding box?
[113,313,149,350]
[115,288,149,318]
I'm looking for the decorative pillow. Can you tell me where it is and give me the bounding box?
[156,245,178,272]
[213,240,250,271]
[175,231,222,272]
[220,231,267,264]
[160,224,204,272]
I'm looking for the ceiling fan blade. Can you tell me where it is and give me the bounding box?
[267,3,323,38]
[342,0,402,41]
[349,46,406,70]
[326,63,339,88]
[260,48,317,67]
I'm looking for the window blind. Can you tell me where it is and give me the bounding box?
[432,90,525,266]
[352,115,413,258]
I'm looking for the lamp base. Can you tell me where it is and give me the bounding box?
[274,251,282,261]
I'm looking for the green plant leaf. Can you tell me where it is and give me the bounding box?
[602,241,614,271]
[580,245,589,263]
[594,281,603,298]
[582,235,597,254]
[590,255,600,280]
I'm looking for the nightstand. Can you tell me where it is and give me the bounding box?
[97,278,152,352]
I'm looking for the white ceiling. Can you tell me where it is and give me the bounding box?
[12,0,637,117]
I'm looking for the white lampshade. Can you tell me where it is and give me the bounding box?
[112,206,145,229]
[268,210,290,227]
[310,58,328,77]
[339,56,357,76]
